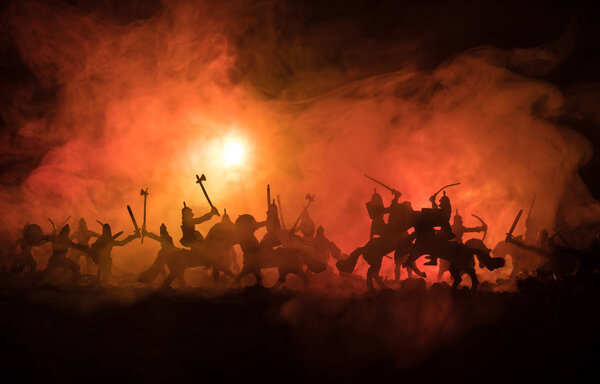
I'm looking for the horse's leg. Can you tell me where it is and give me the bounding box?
[373,268,388,290]
[272,269,287,289]
[366,268,375,291]
[295,268,309,289]
[177,270,187,288]
[253,269,263,287]
[405,247,426,278]
[233,266,251,285]
[467,268,479,290]
[220,268,235,278]
[161,271,177,289]
[449,265,461,289]
[437,259,449,281]
[394,250,402,281]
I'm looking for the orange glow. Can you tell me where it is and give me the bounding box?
[223,140,244,166]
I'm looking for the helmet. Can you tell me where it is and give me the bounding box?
[23,224,44,246]
[235,214,257,229]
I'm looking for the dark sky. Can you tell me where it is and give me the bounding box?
[1,0,600,196]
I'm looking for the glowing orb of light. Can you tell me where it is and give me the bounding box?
[223,140,244,166]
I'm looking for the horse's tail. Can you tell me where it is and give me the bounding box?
[138,250,168,283]
[336,247,362,273]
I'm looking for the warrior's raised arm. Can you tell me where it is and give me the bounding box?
[113,231,140,247]
[141,228,161,243]
[194,206,219,224]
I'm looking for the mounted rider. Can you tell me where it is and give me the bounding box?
[180,202,219,247]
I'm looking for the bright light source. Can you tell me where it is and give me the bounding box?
[224,141,244,166]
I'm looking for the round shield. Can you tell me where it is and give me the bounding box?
[23,224,44,246]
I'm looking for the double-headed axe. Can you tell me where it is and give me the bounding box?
[140,188,149,243]
[196,174,220,216]
[290,194,315,232]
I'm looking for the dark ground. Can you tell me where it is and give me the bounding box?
[0,276,598,383]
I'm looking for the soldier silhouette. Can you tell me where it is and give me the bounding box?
[366,189,386,239]
[220,209,240,274]
[69,218,99,273]
[438,210,486,280]
[233,214,268,286]
[44,224,87,283]
[85,223,140,282]
[507,229,576,280]
[138,223,180,283]
[260,186,282,249]
[381,191,416,281]
[10,224,43,275]
[312,225,342,263]
[423,190,455,266]
[180,202,219,247]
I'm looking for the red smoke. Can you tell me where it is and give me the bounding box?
[1,0,598,282]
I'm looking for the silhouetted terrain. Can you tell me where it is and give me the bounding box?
[0,277,598,383]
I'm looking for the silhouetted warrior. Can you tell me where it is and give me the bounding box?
[294,210,316,240]
[260,189,282,249]
[87,224,140,282]
[507,229,576,280]
[438,211,486,280]
[69,218,99,273]
[366,189,386,239]
[312,225,342,263]
[138,223,179,283]
[450,211,485,243]
[180,202,219,247]
[10,225,41,275]
[233,214,268,286]
[44,224,87,283]
[423,191,455,266]
[221,209,240,273]
[548,234,599,277]
[382,191,416,281]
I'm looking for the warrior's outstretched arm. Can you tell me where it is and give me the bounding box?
[193,212,213,224]
[113,232,140,247]
[463,225,484,233]
[193,207,219,224]
[255,221,267,230]
[142,230,161,243]
[548,238,584,256]
[70,241,91,254]
[507,238,552,257]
